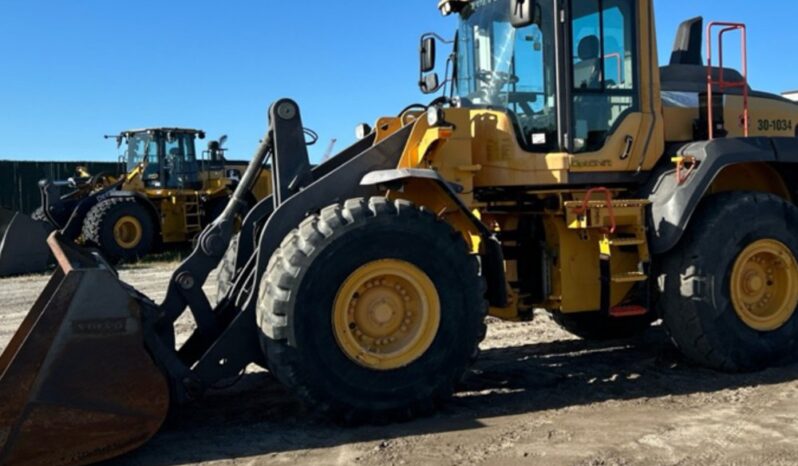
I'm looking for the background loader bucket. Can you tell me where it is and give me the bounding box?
[0,208,52,277]
[0,238,169,466]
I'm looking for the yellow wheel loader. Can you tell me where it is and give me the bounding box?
[0,128,272,275]
[4,0,798,464]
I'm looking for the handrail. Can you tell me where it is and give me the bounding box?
[572,187,617,234]
[706,21,749,139]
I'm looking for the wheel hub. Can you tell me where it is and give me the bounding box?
[113,216,143,249]
[333,259,440,370]
[731,239,798,331]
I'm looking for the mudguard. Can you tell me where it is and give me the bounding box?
[360,168,509,308]
[647,137,798,254]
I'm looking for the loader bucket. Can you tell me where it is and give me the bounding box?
[0,235,170,466]
[0,208,52,277]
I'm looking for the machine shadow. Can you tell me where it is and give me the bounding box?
[111,326,798,465]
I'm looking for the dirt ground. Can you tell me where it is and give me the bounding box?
[2,264,798,466]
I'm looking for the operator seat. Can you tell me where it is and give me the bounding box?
[573,35,602,89]
[166,147,201,189]
[572,35,612,152]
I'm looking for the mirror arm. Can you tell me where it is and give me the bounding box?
[421,32,455,45]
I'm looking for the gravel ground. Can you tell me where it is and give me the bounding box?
[2,263,798,466]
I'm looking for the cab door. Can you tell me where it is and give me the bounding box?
[564,0,663,175]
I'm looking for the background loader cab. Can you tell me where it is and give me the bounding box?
[121,128,207,190]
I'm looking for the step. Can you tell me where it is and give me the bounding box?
[611,272,648,283]
[610,305,648,318]
[609,238,646,247]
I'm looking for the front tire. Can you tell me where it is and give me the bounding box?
[258,197,487,423]
[659,192,798,372]
[82,197,156,263]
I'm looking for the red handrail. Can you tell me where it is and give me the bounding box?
[573,187,617,234]
[706,21,749,139]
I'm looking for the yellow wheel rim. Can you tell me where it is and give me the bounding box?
[113,215,143,249]
[731,239,798,331]
[332,259,441,371]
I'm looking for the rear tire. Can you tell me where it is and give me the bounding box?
[82,197,156,263]
[659,192,798,372]
[258,197,487,424]
[551,310,653,340]
[215,233,240,305]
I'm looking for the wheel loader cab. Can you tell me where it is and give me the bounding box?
[123,129,204,189]
[440,0,662,178]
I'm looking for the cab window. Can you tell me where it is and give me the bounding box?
[570,0,637,153]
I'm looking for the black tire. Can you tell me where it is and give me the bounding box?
[659,192,798,372]
[215,233,240,305]
[31,207,47,223]
[258,197,488,424]
[82,197,156,263]
[551,310,653,340]
[30,207,55,230]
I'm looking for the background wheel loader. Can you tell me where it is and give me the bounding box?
[4,0,798,464]
[0,128,272,276]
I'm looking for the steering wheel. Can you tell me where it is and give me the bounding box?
[477,70,520,86]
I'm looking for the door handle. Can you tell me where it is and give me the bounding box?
[620,135,634,160]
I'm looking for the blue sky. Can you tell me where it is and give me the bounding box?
[1,0,797,163]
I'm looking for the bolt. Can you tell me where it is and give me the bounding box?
[403,296,411,302]
[404,318,411,325]
[401,325,408,332]
[176,272,195,290]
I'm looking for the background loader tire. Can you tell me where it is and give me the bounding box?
[258,197,488,424]
[552,310,653,340]
[215,233,240,304]
[31,207,49,224]
[83,197,155,263]
[659,192,798,372]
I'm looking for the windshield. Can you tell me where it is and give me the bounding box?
[125,133,159,179]
[126,133,154,168]
[455,0,558,149]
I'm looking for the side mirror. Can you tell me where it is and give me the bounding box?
[420,36,437,73]
[219,134,228,147]
[420,73,441,94]
[510,0,540,28]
